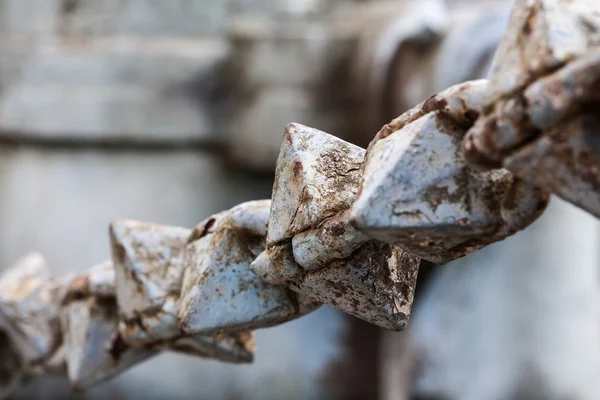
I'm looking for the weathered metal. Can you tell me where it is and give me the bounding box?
[179,200,320,336]
[291,210,370,270]
[254,123,421,331]
[60,257,257,390]
[463,0,600,218]
[2,1,600,397]
[109,220,255,361]
[0,253,69,371]
[109,221,193,345]
[59,261,156,389]
[351,80,549,264]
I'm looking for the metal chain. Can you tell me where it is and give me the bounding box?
[1,0,599,397]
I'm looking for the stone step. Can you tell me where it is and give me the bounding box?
[0,37,229,87]
[0,85,215,141]
[0,0,341,38]
[0,0,230,37]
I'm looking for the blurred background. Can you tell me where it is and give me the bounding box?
[0,0,598,399]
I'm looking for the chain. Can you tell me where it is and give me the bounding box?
[1,0,599,397]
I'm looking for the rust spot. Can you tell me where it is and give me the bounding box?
[61,276,90,305]
[523,3,538,36]
[377,124,395,140]
[330,222,346,237]
[502,180,520,211]
[299,186,312,204]
[284,129,294,145]
[463,133,503,170]
[422,96,448,114]
[188,217,217,243]
[112,240,126,264]
[464,109,480,125]
[420,171,469,213]
[293,161,303,178]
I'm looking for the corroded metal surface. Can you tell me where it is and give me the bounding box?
[266,123,365,246]
[292,210,370,270]
[463,0,600,218]
[109,220,255,361]
[60,261,156,389]
[255,241,420,331]
[60,258,255,390]
[179,200,319,336]
[504,114,600,216]
[0,253,69,371]
[109,221,193,345]
[351,80,549,264]
[2,1,600,397]
[255,123,421,331]
[61,297,156,389]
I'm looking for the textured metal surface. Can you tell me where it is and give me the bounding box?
[352,80,549,264]
[179,200,319,336]
[463,0,600,218]
[267,123,365,246]
[2,1,600,397]
[61,295,156,389]
[292,210,370,270]
[59,261,156,389]
[255,123,421,331]
[109,221,193,345]
[0,253,68,371]
[109,220,255,360]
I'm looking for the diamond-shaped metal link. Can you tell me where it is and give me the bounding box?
[463,0,600,218]
[2,0,600,395]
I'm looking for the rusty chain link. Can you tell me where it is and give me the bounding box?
[1,0,599,397]
[463,0,600,217]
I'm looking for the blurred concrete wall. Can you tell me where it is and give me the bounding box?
[0,0,355,399]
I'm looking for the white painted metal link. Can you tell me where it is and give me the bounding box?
[463,0,600,218]
[1,0,599,397]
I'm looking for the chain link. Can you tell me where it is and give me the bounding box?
[1,0,599,397]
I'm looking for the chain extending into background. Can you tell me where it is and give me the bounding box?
[0,0,598,397]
